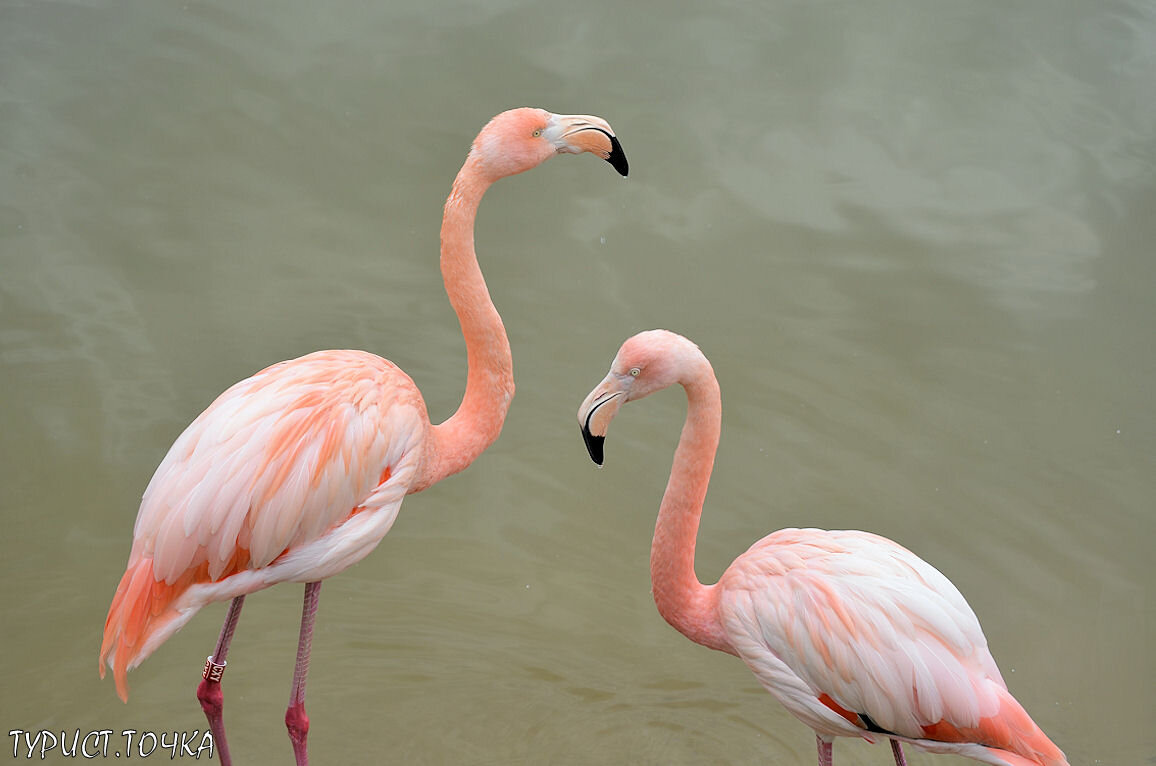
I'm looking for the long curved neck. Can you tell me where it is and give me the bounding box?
[651,367,733,654]
[418,153,514,490]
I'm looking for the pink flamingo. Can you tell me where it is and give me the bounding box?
[99,107,628,766]
[577,330,1068,766]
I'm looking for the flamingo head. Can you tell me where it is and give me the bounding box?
[577,330,705,465]
[471,108,628,181]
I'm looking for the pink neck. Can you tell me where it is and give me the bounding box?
[650,366,733,654]
[417,154,514,490]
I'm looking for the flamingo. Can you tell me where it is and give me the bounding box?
[577,330,1068,766]
[99,107,628,766]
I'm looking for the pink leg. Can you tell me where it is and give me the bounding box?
[196,595,245,766]
[286,581,322,766]
[890,739,908,766]
[816,736,833,766]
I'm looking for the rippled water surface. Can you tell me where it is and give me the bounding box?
[2,1,1153,763]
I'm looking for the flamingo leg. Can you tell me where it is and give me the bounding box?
[286,581,322,766]
[890,738,908,766]
[816,735,833,766]
[196,595,245,766]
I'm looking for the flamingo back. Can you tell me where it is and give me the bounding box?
[100,350,428,700]
[718,528,1066,766]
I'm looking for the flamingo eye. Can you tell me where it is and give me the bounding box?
[532,129,542,138]
[629,367,640,377]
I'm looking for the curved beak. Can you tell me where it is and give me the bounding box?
[577,374,629,465]
[548,114,629,177]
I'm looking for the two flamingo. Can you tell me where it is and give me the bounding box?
[99,107,628,765]
[577,330,1068,766]
[100,105,1068,766]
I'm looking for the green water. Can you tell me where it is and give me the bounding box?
[2,0,1152,763]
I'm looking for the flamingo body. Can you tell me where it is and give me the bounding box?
[577,330,1067,766]
[100,350,426,698]
[718,529,1060,766]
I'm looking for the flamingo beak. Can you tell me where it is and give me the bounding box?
[577,376,627,465]
[549,114,629,177]
[581,425,605,466]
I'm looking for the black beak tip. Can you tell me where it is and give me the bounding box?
[606,135,629,177]
[580,426,605,465]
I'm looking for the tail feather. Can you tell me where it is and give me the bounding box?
[100,545,255,701]
[918,685,1068,766]
[982,749,1063,766]
[98,558,189,702]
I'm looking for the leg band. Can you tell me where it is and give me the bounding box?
[203,656,227,683]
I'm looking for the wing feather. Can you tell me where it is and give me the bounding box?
[133,350,428,587]
[719,528,1002,738]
